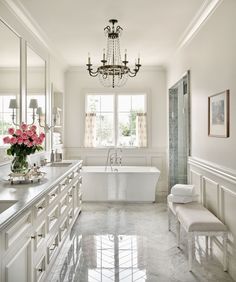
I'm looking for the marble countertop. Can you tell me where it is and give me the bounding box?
[0,160,82,231]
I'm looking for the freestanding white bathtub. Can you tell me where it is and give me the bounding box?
[81,166,160,202]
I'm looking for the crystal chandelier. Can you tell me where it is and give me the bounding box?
[86,19,141,88]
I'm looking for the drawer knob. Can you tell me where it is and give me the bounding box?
[31,236,36,239]
[38,234,43,238]
[38,268,43,272]
[38,206,43,210]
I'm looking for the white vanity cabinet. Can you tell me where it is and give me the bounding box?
[0,161,83,282]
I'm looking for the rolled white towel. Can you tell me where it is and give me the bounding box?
[168,193,198,204]
[171,184,194,196]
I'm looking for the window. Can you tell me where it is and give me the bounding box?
[85,93,147,147]
[0,95,15,146]
[118,95,146,147]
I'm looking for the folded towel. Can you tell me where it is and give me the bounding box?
[168,193,198,204]
[171,184,194,196]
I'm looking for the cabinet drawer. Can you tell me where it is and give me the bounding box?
[5,211,32,249]
[47,205,59,232]
[68,208,73,226]
[67,186,73,204]
[60,178,67,192]
[48,185,60,205]
[67,172,74,184]
[34,255,46,282]
[60,194,68,216]
[47,233,59,264]
[59,217,68,241]
[34,197,47,218]
[33,221,46,251]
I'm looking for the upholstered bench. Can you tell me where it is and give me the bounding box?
[167,196,228,272]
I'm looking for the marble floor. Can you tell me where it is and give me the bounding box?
[48,203,233,282]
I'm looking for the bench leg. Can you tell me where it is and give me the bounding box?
[223,233,228,272]
[205,236,209,255]
[188,233,194,272]
[168,206,171,231]
[176,220,180,248]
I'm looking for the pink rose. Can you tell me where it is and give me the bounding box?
[17,137,23,144]
[15,129,22,136]
[10,137,17,144]
[30,125,37,132]
[31,134,38,141]
[24,140,29,146]
[3,136,10,144]
[27,130,34,137]
[27,142,33,147]
[37,138,43,145]
[21,123,28,131]
[22,132,28,140]
[39,133,45,140]
[8,128,15,135]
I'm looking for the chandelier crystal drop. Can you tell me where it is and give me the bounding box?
[86,19,141,88]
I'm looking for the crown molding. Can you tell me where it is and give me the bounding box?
[2,0,67,68]
[66,65,166,73]
[176,0,223,51]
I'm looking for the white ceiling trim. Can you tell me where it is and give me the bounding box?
[176,0,223,51]
[2,0,67,67]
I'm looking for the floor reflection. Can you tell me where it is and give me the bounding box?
[48,203,233,282]
[57,234,146,282]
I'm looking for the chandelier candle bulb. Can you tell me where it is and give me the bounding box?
[124,49,127,61]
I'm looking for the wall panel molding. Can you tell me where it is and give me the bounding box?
[189,157,236,184]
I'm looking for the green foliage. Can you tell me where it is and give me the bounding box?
[6,143,43,157]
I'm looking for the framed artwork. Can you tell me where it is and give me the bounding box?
[208,90,230,137]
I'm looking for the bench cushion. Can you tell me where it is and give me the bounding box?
[167,194,198,215]
[176,203,227,232]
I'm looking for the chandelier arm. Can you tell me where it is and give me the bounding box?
[88,71,99,77]
[87,66,99,77]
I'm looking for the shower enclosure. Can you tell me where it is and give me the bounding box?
[169,71,191,189]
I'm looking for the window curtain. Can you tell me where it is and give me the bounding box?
[136,113,147,147]
[84,113,96,147]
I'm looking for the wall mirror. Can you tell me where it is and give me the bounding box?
[0,20,20,146]
[26,44,46,146]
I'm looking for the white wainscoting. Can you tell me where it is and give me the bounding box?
[188,156,236,280]
[64,147,168,202]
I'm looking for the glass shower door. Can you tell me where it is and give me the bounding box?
[169,72,190,189]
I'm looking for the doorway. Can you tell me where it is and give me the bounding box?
[169,71,191,190]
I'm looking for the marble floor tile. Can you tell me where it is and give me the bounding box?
[48,203,233,282]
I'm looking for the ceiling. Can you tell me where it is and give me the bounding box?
[18,0,206,67]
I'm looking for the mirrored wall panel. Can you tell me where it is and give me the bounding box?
[0,20,20,146]
[26,45,46,143]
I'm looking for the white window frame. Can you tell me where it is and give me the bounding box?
[84,89,151,148]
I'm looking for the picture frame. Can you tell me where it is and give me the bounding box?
[208,90,230,137]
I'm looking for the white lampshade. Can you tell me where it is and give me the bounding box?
[9,99,18,109]
[29,99,38,109]
[36,107,43,115]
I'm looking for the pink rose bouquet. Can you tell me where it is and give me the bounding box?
[3,123,45,173]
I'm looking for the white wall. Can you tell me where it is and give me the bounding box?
[64,67,168,201]
[167,0,236,279]
[167,0,236,171]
